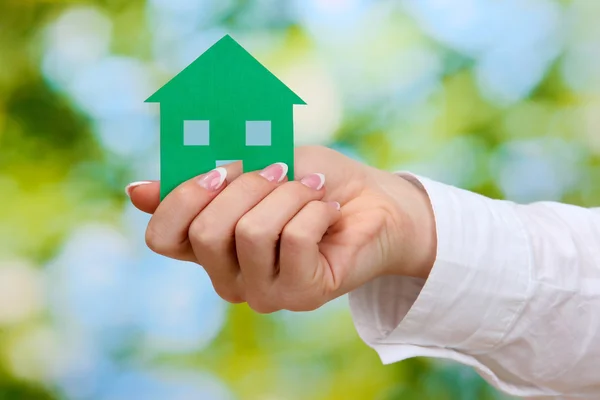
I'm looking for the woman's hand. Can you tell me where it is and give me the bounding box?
[127,146,436,313]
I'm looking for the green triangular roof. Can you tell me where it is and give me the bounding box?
[146,35,305,105]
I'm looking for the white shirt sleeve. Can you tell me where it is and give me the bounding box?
[349,173,600,399]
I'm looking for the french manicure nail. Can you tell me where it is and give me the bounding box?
[125,181,153,197]
[198,167,227,191]
[300,173,325,190]
[259,162,288,183]
[328,201,341,211]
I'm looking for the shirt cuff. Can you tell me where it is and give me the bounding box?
[349,172,532,356]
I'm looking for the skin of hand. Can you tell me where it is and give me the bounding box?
[127,145,437,314]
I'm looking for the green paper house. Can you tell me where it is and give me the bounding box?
[146,35,306,200]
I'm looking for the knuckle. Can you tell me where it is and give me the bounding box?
[145,224,168,255]
[275,288,320,312]
[234,175,270,197]
[173,183,194,200]
[213,284,244,304]
[188,216,217,248]
[281,225,312,248]
[235,216,275,244]
[172,184,203,210]
[283,296,323,312]
[246,295,278,314]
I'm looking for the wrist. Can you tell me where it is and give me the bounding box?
[400,174,437,279]
[375,170,437,279]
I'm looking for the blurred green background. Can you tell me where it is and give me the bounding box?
[1,0,599,399]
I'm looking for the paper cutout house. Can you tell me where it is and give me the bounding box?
[146,34,305,200]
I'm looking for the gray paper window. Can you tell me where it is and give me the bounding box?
[184,120,210,146]
[246,121,271,146]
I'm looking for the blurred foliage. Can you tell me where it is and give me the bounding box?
[1,0,599,399]
[0,379,57,400]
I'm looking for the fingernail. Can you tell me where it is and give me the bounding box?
[328,201,341,211]
[300,173,325,190]
[198,167,227,191]
[259,162,288,183]
[125,181,152,197]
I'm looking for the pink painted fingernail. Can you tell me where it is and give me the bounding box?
[328,201,341,211]
[300,173,325,190]
[259,162,288,183]
[125,181,152,197]
[198,167,227,191]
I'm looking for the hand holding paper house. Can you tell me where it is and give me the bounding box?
[146,35,306,200]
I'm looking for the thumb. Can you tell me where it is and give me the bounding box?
[126,181,160,214]
[125,161,244,214]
